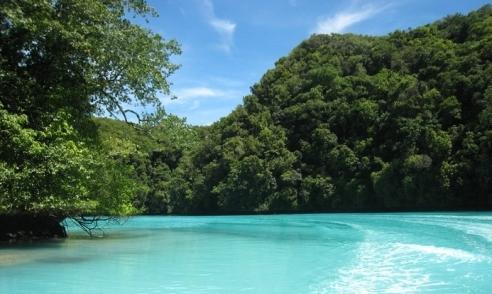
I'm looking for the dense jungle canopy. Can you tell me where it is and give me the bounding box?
[100,5,492,214]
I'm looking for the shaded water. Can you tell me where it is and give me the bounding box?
[1,213,492,293]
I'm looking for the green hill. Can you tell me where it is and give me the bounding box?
[140,5,492,213]
[97,5,492,214]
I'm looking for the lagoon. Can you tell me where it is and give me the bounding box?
[1,213,492,293]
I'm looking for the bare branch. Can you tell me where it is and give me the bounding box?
[69,216,126,238]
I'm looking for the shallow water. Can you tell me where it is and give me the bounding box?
[1,213,492,293]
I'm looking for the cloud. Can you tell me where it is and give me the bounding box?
[163,85,244,125]
[202,0,236,53]
[176,87,220,100]
[313,3,389,34]
[210,19,236,35]
[166,86,242,106]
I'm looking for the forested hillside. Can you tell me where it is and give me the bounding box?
[114,5,492,214]
[95,116,200,213]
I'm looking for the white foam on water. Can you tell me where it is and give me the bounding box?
[393,243,488,263]
[400,216,492,244]
[309,239,489,294]
[451,222,492,243]
[311,242,429,293]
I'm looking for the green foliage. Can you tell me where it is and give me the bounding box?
[133,5,492,213]
[0,0,180,220]
[0,106,138,216]
[0,0,180,125]
[94,115,199,214]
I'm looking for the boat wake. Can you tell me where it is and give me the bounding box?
[311,237,489,293]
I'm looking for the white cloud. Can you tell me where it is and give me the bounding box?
[202,0,236,53]
[313,3,389,34]
[176,87,220,100]
[165,86,242,107]
[210,19,236,35]
[163,85,244,125]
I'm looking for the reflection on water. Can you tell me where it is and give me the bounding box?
[1,213,492,293]
[0,253,31,267]
[35,255,95,264]
[67,232,150,241]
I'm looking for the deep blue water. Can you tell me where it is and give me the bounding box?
[1,213,492,293]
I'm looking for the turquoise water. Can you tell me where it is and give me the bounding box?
[1,213,492,293]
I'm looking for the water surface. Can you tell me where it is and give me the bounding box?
[1,213,492,293]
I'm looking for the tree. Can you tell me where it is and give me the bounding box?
[0,0,180,239]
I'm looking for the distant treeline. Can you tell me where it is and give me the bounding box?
[100,5,492,214]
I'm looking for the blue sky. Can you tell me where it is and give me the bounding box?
[139,0,491,125]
